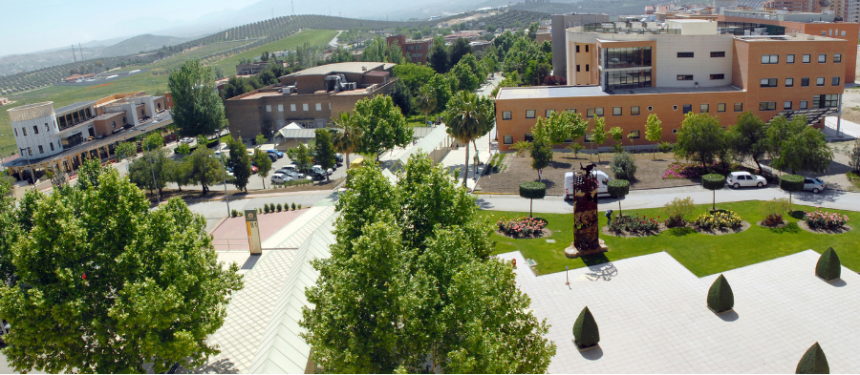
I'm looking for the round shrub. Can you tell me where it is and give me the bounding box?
[175,143,191,155]
[263,204,270,213]
[277,203,283,212]
[815,247,841,281]
[573,306,599,349]
[796,342,829,374]
[702,173,725,191]
[707,274,734,314]
[519,182,547,199]
[780,174,805,193]
[231,209,239,218]
[607,179,630,199]
[298,203,302,209]
[610,152,637,180]
[291,203,296,210]
[662,197,695,227]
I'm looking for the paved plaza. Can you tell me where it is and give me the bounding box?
[496,250,860,373]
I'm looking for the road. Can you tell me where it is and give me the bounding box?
[475,184,859,214]
[191,190,336,232]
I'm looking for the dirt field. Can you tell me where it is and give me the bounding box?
[476,151,702,196]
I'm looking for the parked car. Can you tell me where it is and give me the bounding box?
[726,171,767,189]
[180,137,194,144]
[226,167,234,177]
[313,165,333,176]
[267,149,284,159]
[278,165,304,177]
[803,177,826,193]
[271,173,292,184]
[564,170,611,200]
[267,153,278,162]
[335,154,344,166]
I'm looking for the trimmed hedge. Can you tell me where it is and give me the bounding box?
[702,173,725,191]
[707,274,734,314]
[608,179,630,198]
[815,247,841,281]
[796,342,829,374]
[519,182,547,199]
[573,306,600,349]
[780,174,805,193]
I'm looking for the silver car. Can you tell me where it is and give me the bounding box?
[803,177,826,193]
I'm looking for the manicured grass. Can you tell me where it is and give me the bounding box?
[210,30,337,73]
[480,201,860,277]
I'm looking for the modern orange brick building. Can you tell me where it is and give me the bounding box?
[495,18,856,151]
[385,35,433,65]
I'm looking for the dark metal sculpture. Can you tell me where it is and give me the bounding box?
[566,163,608,258]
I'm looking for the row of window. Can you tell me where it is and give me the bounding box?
[576,64,590,72]
[676,74,726,81]
[761,77,841,87]
[21,140,63,156]
[266,103,323,112]
[676,51,725,58]
[761,53,841,64]
[14,122,55,137]
[575,45,590,53]
[759,95,840,111]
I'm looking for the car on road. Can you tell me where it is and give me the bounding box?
[271,173,292,184]
[726,171,767,189]
[803,177,826,193]
[180,137,194,144]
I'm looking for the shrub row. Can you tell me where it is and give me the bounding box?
[608,215,658,232]
[229,203,303,217]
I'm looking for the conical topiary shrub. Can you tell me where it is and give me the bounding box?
[573,306,599,350]
[796,342,829,374]
[707,274,734,314]
[815,248,841,281]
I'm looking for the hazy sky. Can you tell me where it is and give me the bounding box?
[1,0,261,56]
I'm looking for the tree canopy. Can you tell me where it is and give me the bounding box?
[168,59,227,138]
[674,113,726,167]
[444,91,495,186]
[314,128,337,181]
[226,137,252,192]
[186,147,223,194]
[728,111,768,173]
[353,95,413,159]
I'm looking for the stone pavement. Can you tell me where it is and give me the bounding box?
[495,250,860,373]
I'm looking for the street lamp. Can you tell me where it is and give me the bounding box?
[141,130,160,204]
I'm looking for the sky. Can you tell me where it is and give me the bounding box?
[0,0,261,56]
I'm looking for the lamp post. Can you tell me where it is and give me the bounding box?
[143,132,160,204]
[565,266,570,286]
[219,128,230,217]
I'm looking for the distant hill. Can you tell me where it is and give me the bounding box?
[508,2,581,14]
[99,34,192,58]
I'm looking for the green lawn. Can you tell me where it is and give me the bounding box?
[210,29,337,73]
[480,201,860,277]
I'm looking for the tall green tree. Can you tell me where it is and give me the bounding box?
[392,63,435,96]
[728,111,768,174]
[353,95,412,160]
[590,117,608,162]
[428,40,451,74]
[114,141,137,169]
[644,114,662,158]
[608,126,624,153]
[773,126,833,174]
[444,91,495,186]
[674,113,726,168]
[0,168,243,374]
[301,154,555,373]
[185,147,223,194]
[168,59,227,138]
[451,54,483,92]
[226,138,251,192]
[142,133,164,151]
[128,148,172,196]
[314,128,337,181]
[169,156,192,192]
[390,79,413,116]
[287,143,313,172]
[426,73,457,113]
[449,38,473,67]
[766,115,807,165]
[0,179,21,286]
[332,113,361,170]
[414,85,438,125]
[252,149,273,189]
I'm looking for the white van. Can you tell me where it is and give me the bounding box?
[564,170,612,200]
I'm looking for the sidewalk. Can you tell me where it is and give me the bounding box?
[823,115,860,141]
[439,130,495,189]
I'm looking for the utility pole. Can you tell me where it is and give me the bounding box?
[218,128,231,217]
[144,135,160,204]
[79,43,83,61]
[72,45,77,62]
[292,0,295,15]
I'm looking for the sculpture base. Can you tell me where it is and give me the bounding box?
[564,239,609,258]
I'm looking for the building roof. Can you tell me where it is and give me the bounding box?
[497,85,744,100]
[281,62,395,78]
[55,101,97,115]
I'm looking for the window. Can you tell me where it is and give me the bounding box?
[595,107,604,117]
[576,65,581,72]
[785,78,794,87]
[672,129,678,134]
[759,102,777,111]
[787,54,795,63]
[524,133,534,142]
[277,104,283,112]
[760,78,778,87]
[802,54,811,63]
[683,104,692,114]
[710,51,725,58]
[266,105,272,112]
[22,128,26,136]
[546,109,555,117]
[38,145,43,154]
[673,105,679,111]
[584,133,593,143]
[33,126,38,134]
[503,135,513,144]
[717,103,726,112]
[576,45,580,53]
[603,69,652,90]
[14,129,17,137]
[677,52,694,58]
[677,75,694,81]
[631,106,640,115]
[586,64,590,72]
[801,78,809,87]
[710,74,725,80]
[602,46,652,69]
[834,54,842,63]
[784,101,792,110]
[315,103,322,111]
[45,123,49,132]
[629,130,640,139]
[818,54,826,63]
[833,77,841,86]
[27,148,32,156]
[800,100,809,109]
[566,109,577,113]
[816,77,825,86]
[290,104,296,111]
[700,104,709,113]
[613,107,622,116]
[821,31,826,36]
[112,121,116,129]
[585,45,589,52]
[587,108,594,118]
[761,54,779,64]
[813,94,840,108]
[734,103,743,112]
[526,110,536,118]
[842,31,847,36]
[502,111,511,120]
[647,106,653,112]
[50,143,54,151]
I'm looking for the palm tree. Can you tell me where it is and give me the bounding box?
[444,91,494,187]
[415,85,437,126]
[331,112,361,170]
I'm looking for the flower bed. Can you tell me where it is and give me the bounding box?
[496,217,548,239]
[805,209,849,230]
[608,215,660,232]
[694,211,743,229]
[662,162,750,180]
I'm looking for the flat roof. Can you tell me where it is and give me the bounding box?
[497,85,743,100]
[282,62,394,78]
[734,34,844,42]
[55,101,97,115]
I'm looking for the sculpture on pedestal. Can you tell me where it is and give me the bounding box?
[565,163,609,258]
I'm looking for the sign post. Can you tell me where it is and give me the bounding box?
[244,210,262,255]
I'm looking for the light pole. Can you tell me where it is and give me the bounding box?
[219,128,230,217]
[142,132,160,204]
[565,266,570,286]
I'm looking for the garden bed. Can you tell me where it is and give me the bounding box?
[693,221,752,236]
[495,217,551,239]
[797,221,853,234]
[602,223,667,238]
[757,219,787,229]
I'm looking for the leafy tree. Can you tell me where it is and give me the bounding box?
[610,152,637,180]
[589,117,608,162]
[168,59,227,138]
[185,147,223,194]
[674,113,726,168]
[169,157,192,192]
[849,137,860,173]
[767,115,805,163]
[644,114,662,158]
[702,173,725,210]
[534,110,588,146]
[527,22,539,40]
[142,132,165,151]
[353,95,412,160]
[519,181,546,217]
[444,91,495,186]
[175,143,191,155]
[301,154,555,373]
[0,179,21,286]
[414,85,438,125]
[226,138,252,192]
[511,140,531,157]
[728,111,768,174]
[449,38,473,67]
[770,121,833,175]
[128,148,172,196]
[114,142,137,165]
[392,63,435,96]
[314,128,337,181]
[451,56,482,92]
[426,73,457,113]
[287,143,313,172]
[608,179,630,216]
[428,41,450,73]
[608,126,624,153]
[0,168,243,374]
[390,79,413,116]
[252,149,273,189]
[255,133,267,146]
[530,135,553,181]
[332,113,361,170]
[481,53,497,79]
